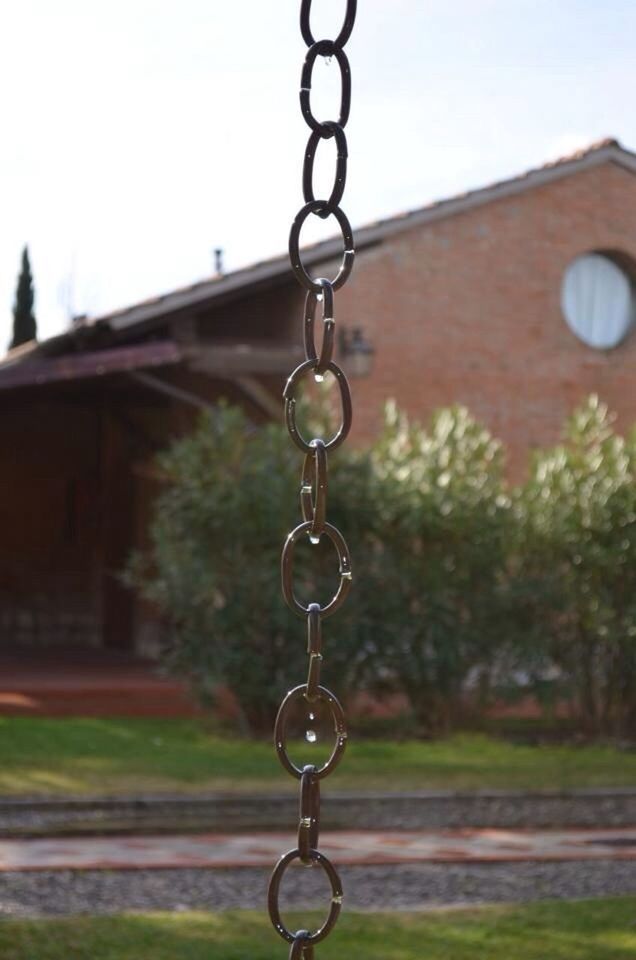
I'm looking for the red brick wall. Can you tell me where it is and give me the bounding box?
[330,162,636,477]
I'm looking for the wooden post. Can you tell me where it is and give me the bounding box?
[99,408,135,651]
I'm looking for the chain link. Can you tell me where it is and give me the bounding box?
[268,4,357,956]
[298,765,320,863]
[289,201,355,293]
[300,440,328,543]
[300,0,357,50]
[303,284,335,373]
[300,41,351,135]
[284,359,352,453]
[302,124,347,219]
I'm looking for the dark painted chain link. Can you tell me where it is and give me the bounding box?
[267,3,357,958]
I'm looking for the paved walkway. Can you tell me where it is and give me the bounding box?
[2,827,635,871]
[0,648,201,717]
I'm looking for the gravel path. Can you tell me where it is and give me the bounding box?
[1,861,635,918]
[3,790,636,836]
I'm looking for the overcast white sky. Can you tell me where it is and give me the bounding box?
[2,0,635,343]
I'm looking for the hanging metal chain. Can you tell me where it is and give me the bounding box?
[268,3,357,958]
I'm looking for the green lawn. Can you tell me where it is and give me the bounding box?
[1,717,635,795]
[1,901,634,959]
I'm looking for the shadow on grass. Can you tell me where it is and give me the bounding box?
[0,901,634,960]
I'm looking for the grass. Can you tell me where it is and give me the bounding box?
[0,900,634,959]
[1,717,635,796]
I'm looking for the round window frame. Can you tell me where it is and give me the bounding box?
[560,250,636,350]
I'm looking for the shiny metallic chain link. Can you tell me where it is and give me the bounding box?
[267,3,357,958]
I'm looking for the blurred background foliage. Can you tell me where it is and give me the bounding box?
[129,395,636,739]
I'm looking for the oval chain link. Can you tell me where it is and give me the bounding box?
[298,764,320,863]
[269,5,357,958]
[300,40,351,136]
[268,848,344,945]
[284,359,352,454]
[300,0,357,50]
[281,521,352,619]
[303,281,335,373]
[289,932,314,959]
[274,683,348,780]
[303,124,347,219]
[300,439,328,543]
[289,200,354,294]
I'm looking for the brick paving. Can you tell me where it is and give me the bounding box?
[0,649,200,717]
[2,827,635,872]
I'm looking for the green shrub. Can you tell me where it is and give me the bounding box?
[128,403,365,734]
[355,402,511,734]
[129,393,636,740]
[515,396,636,737]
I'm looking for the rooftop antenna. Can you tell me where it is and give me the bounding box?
[213,247,224,275]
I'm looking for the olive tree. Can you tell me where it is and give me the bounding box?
[357,403,511,734]
[128,402,364,733]
[516,396,636,737]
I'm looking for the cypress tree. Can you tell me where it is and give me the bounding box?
[10,246,37,348]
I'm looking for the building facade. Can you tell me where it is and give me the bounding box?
[340,139,636,474]
[1,138,634,653]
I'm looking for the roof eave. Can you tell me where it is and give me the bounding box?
[355,143,636,244]
[100,143,636,335]
[11,140,635,359]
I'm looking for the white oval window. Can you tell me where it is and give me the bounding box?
[561,253,634,349]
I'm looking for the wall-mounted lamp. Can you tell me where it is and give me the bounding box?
[339,326,374,377]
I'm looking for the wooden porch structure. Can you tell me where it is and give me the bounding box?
[0,248,336,654]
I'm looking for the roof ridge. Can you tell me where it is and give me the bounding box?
[45,136,636,339]
[540,136,621,169]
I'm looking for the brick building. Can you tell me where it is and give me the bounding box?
[341,137,636,473]
[0,137,634,653]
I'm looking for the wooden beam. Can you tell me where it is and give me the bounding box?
[0,341,182,391]
[170,316,197,346]
[100,409,135,651]
[188,343,303,376]
[129,371,217,411]
[233,376,281,420]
